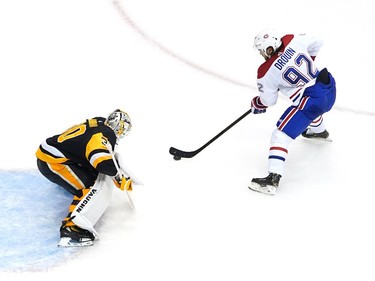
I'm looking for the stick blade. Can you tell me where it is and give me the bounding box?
[169,147,196,159]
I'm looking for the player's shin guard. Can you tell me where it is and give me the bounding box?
[267,129,293,176]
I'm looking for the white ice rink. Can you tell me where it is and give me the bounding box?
[1,0,375,280]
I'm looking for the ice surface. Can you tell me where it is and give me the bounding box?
[1,0,374,280]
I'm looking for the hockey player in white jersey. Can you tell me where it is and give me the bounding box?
[248,29,336,195]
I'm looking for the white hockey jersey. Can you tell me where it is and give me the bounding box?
[256,34,323,107]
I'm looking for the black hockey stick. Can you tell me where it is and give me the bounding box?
[169,108,252,160]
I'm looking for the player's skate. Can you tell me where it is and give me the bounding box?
[302,129,331,142]
[249,173,281,195]
[58,224,95,247]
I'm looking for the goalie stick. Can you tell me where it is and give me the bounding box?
[106,143,135,208]
[169,108,252,160]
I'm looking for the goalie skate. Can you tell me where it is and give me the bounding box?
[58,225,95,248]
[58,237,94,247]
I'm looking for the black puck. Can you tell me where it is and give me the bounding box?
[173,155,181,161]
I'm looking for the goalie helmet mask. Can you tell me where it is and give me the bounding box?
[105,109,132,139]
[253,29,282,58]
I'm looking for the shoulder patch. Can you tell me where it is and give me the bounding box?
[281,34,294,48]
[257,58,276,78]
[88,118,98,128]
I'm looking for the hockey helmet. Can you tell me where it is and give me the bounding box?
[105,109,132,139]
[253,29,282,58]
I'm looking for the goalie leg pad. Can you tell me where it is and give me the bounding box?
[70,173,114,237]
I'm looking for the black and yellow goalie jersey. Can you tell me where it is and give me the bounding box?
[36,117,118,177]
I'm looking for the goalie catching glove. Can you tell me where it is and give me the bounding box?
[113,173,133,191]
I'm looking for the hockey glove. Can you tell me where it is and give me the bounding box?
[114,175,133,191]
[251,96,268,114]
